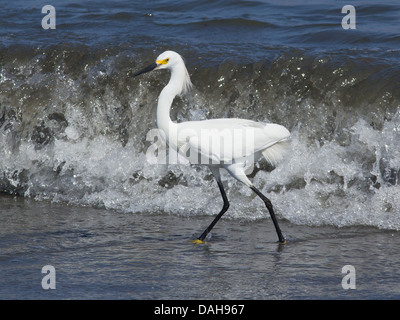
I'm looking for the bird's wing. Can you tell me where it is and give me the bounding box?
[177,119,290,164]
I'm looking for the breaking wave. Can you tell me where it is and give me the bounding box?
[1,44,400,229]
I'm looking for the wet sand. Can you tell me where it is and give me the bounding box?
[1,194,399,300]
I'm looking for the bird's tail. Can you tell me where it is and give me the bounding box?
[261,139,291,167]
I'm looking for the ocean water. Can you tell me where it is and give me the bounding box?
[1,0,400,299]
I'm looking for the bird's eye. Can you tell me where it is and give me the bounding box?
[166,58,170,62]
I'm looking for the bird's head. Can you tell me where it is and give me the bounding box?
[132,51,182,76]
[132,50,192,94]
[155,50,183,70]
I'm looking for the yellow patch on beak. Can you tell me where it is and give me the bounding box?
[156,58,169,65]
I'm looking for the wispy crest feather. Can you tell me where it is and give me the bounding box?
[181,59,193,95]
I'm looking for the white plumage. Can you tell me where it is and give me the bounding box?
[133,50,289,244]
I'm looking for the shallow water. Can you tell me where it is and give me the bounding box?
[1,195,399,300]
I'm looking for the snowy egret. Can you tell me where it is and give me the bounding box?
[133,51,290,244]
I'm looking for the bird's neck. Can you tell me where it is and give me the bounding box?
[156,66,186,141]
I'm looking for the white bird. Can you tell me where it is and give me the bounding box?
[133,51,290,244]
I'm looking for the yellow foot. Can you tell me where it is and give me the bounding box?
[279,240,287,245]
[190,239,209,244]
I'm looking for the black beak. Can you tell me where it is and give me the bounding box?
[132,62,158,77]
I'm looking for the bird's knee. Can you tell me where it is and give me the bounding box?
[223,201,230,211]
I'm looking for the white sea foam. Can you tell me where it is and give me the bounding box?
[1,47,399,230]
[2,111,399,230]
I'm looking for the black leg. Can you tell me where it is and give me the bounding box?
[250,186,286,244]
[197,180,230,242]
